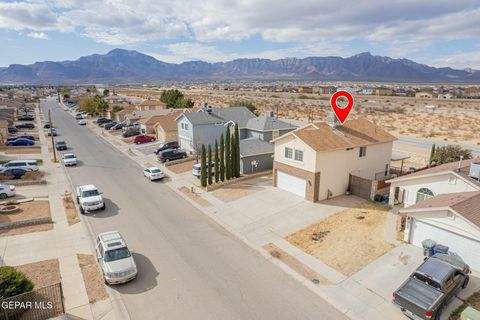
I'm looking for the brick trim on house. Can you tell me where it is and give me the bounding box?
[272,161,320,202]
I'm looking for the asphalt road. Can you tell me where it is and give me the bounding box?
[41,98,347,320]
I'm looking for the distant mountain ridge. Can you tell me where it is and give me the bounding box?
[1,49,479,84]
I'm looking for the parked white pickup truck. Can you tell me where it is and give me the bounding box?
[76,184,105,214]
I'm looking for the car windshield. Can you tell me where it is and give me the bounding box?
[82,189,99,197]
[104,247,131,262]
[56,141,66,145]
[151,168,161,173]
[64,154,75,159]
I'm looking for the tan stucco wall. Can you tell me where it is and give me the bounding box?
[273,134,316,172]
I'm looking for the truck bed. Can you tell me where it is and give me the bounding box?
[396,278,443,317]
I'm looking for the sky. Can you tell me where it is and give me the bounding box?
[1,0,480,69]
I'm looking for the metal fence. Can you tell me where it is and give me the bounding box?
[0,283,64,320]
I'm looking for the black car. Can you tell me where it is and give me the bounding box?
[7,135,35,142]
[0,168,29,179]
[8,127,18,134]
[55,140,67,151]
[154,141,180,154]
[43,123,52,129]
[110,123,124,131]
[122,129,140,138]
[99,120,113,128]
[104,121,118,130]
[96,118,110,125]
[17,115,35,121]
[157,149,187,163]
[16,123,35,129]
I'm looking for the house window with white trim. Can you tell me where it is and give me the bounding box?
[284,147,293,159]
[272,129,279,139]
[294,150,304,162]
[359,146,367,157]
[416,188,434,203]
[184,123,189,130]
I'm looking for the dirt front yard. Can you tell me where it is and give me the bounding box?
[16,259,61,289]
[77,254,109,304]
[286,201,394,276]
[168,159,196,174]
[212,176,272,202]
[0,200,53,236]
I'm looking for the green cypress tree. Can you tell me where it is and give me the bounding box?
[225,126,231,180]
[214,140,219,183]
[230,129,236,178]
[200,144,207,187]
[429,143,436,164]
[207,144,213,185]
[219,134,225,181]
[234,123,240,177]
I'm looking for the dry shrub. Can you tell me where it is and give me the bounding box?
[270,250,282,259]
[21,171,42,180]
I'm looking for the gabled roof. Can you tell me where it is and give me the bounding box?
[245,116,298,131]
[152,112,182,132]
[273,118,396,152]
[240,138,274,157]
[400,191,480,229]
[179,107,256,127]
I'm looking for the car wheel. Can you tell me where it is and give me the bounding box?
[150,139,154,142]
[183,154,187,159]
[101,203,106,210]
[80,207,85,215]
[0,193,8,199]
[462,276,470,289]
[76,196,80,204]
[165,158,170,162]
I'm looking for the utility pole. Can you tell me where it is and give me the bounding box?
[48,109,57,162]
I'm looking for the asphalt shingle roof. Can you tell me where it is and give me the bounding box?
[246,116,298,131]
[181,107,256,127]
[240,138,274,157]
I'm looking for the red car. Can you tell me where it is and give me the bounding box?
[134,135,156,144]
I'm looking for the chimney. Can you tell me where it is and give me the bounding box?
[267,111,274,118]
[327,111,340,128]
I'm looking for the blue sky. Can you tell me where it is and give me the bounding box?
[1,0,480,69]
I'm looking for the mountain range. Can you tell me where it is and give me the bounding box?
[1,49,479,84]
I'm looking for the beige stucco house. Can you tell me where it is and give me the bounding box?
[272,118,396,202]
[153,112,181,142]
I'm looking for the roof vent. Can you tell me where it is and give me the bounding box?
[267,111,275,118]
[469,162,480,180]
[327,111,340,128]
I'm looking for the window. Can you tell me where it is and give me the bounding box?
[272,129,279,139]
[185,123,189,130]
[294,150,304,162]
[359,146,367,157]
[181,123,184,129]
[285,147,293,159]
[416,188,434,203]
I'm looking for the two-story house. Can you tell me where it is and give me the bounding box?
[272,117,396,202]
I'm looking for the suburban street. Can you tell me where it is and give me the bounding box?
[40,97,347,320]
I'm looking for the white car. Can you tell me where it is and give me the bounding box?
[62,153,77,166]
[0,184,15,199]
[143,167,165,181]
[95,231,137,285]
[76,184,105,214]
[78,119,87,125]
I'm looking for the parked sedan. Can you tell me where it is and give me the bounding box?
[143,167,165,181]
[7,135,35,142]
[0,184,16,199]
[96,118,110,125]
[47,128,58,136]
[0,168,29,179]
[110,123,124,131]
[104,121,118,130]
[78,119,87,126]
[62,153,77,166]
[43,122,52,129]
[8,127,18,134]
[134,135,156,144]
[55,140,67,151]
[17,115,34,121]
[15,123,35,129]
[153,141,179,154]
[6,138,35,146]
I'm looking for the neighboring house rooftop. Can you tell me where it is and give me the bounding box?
[274,118,396,152]
[245,114,297,131]
[179,107,256,127]
[152,112,182,132]
[388,158,480,188]
[400,191,480,229]
[137,99,166,108]
[240,138,274,157]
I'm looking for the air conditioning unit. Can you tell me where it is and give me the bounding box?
[469,162,480,180]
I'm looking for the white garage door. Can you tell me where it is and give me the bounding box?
[410,219,480,271]
[277,171,306,198]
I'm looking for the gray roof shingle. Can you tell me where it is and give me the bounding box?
[240,138,274,157]
[180,107,256,127]
[246,116,298,131]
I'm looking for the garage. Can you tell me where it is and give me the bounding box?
[410,219,480,271]
[276,171,306,198]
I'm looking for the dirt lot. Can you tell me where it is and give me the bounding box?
[0,146,42,154]
[63,194,79,225]
[16,259,61,289]
[168,159,196,174]
[77,254,109,304]
[0,200,52,236]
[212,176,271,202]
[264,243,331,285]
[286,201,394,276]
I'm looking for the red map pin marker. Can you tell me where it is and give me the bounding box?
[330,91,354,124]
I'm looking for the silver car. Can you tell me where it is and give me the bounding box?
[95,231,137,285]
[0,184,15,199]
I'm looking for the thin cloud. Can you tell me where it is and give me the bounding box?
[27,32,50,40]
